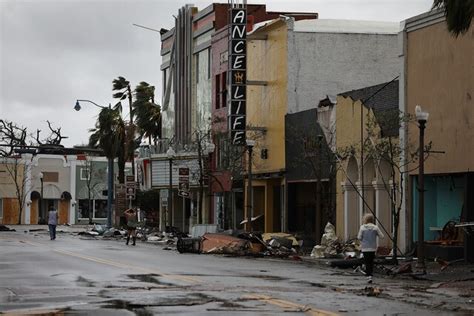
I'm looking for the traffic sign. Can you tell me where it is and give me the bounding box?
[178,190,190,197]
[178,167,190,198]
[126,187,135,199]
[179,168,189,176]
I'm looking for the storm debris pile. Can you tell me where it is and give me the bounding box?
[310,222,361,259]
[0,225,15,232]
[177,230,302,257]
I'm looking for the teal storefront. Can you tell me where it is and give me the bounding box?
[412,173,474,262]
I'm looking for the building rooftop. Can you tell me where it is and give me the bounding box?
[294,19,399,34]
[340,80,400,137]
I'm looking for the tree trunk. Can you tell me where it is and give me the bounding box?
[197,139,204,225]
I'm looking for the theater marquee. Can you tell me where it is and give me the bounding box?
[228,5,247,145]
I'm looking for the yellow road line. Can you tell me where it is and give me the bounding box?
[11,238,199,284]
[4,237,337,315]
[245,294,339,316]
[53,248,200,284]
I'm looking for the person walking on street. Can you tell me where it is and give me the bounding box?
[124,208,138,246]
[48,205,58,240]
[358,213,384,283]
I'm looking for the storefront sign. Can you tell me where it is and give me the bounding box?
[228,6,247,145]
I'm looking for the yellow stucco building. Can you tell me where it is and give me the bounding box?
[246,19,288,233]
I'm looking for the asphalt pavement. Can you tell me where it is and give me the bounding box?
[0,225,473,315]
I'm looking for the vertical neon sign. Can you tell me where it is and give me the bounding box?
[228,5,247,145]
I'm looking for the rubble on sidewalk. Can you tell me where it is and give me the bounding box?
[176,230,302,257]
[201,233,251,255]
[0,225,16,232]
[310,222,362,262]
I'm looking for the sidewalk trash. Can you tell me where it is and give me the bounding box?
[191,224,218,238]
[262,233,299,248]
[92,224,106,235]
[364,286,382,297]
[311,222,339,258]
[78,231,99,236]
[330,258,363,269]
[201,233,250,255]
[394,262,412,275]
[0,225,15,232]
[177,237,202,254]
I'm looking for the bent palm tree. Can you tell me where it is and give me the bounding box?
[113,76,135,175]
[433,0,474,36]
[133,82,162,145]
[89,106,125,227]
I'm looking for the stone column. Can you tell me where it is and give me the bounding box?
[372,181,391,247]
[342,183,360,240]
[68,155,77,225]
[358,183,375,218]
[22,154,33,224]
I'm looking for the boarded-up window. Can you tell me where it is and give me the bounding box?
[80,168,90,180]
[42,172,58,182]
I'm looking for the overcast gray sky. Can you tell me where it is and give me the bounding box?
[0,0,433,148]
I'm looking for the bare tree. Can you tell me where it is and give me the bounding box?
[337,109,432,263]
[0,120,28,156]
[35,120,68,146]
[82,155,102,224]
[0,156,31,224]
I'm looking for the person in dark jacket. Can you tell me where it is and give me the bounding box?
[48,205,59,240]
[358,213,384,283]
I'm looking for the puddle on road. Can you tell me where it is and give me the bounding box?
[295,280,328,288]
[127,274,164,285]
[101,292,218,312]
[76,276,95,287]
[244,274,287,281]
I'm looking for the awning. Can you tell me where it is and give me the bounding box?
[43,184,61,199]
[61,191,72,200]
[77,183,107,200]
[30,191,41,200]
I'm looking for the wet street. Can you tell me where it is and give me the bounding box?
[0,228,471,315]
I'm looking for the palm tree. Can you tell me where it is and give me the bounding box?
[89,107,121,163]
[113,76,135,175]
[133,82,162,145]
[89,106,125,227]
[433,0,474,36]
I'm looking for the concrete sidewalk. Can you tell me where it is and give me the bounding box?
[302,255,474,283]
[2,224,90,234]
[4,224,473,285]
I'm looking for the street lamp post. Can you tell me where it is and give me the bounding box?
[74,99,110,111]
[167,147,176,229]
[246,139,255,232]
[74,99,113,228]
[39,172,44,223]
[415,105,429,273]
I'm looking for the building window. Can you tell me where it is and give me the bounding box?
[219,51,228,65]
[222,71,227,108]
[94,200,107,218]
[163,68,167,95]
[78,199,107,219]
[215,74,221,109]
[42,172,58,182]
[80,168,90,180]
[207,48,211,79]
[217,136,230,169]
[196,53,200,83]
